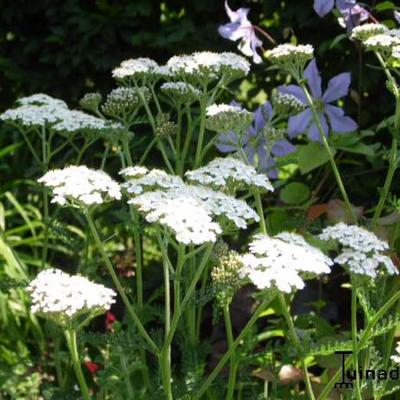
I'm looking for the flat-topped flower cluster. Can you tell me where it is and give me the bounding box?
[319,222,397,278]
[27,268,116,322]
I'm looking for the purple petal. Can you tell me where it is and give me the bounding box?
[314,0,335,17]
[323,72,351,103]
[305,59,322,99]
[216,131,239,153]
[278,85,308,105]
[288,108,313,138]
[308,113,329,142]
[218,22,243,40]
[244,144,257,164]
[254,101,273,131]
[272,139,296,157]
[325,104,358,132]
[340,5,369,31]
[225,1,250,23]
[336,0,355,10]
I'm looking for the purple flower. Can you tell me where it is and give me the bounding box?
[216,101,296,178]
[314,0,368,30]
[279,59,358,142]
[218,1,263,64]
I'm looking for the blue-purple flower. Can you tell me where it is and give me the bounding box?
[218,1,263,64]
[314,0,369,31]
[216,101,296,178]
[279,59,358,142]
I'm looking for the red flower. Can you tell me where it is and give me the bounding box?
[106,311,117,330]
[84,361,99,374]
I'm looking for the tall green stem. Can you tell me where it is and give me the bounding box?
[193,294,276,399]
[299,82,357,224]
[65,329,91,400]
[84,211,158,354]
[194,99,207,168]
[351,289,362,400]
[223,304,238,400]
[278,293,316,400]
[371,52,400,227]
[161,243,173,400]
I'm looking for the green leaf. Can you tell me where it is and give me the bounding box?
[336,142,378,156]
[375,1,395,11]
[298,142,334,174]
[280,182,310,204]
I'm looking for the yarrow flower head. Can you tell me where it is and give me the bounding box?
[218,1,263,63]
[239,232,333,293]
[112,57,159,82]
[185,157,274,193]
[27,268,116,325]
[1,94,118,135]
[120,166,184,195]
[271,90,306,116]
[166,52,250,84]
[38,166,122,207]
[160,82,201,104]
[319,223,397,278]
[129,191,222,245]
[392,46,400,61]
[363,34,400,57]
[79,92,102,113]
[17,93,68,108]
[266,44,314,77]
[101,87,151,118]
[216,101,296,178]
[206,103,253,132]
[351,23,389,42]
[280,59,358,142]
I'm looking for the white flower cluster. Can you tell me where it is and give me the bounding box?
[364,34,400,54]
[266,44,314,67]
[27,268,116,321]
[185,157,274,193]
[112,57,159,79]
[1,94,116,133]
[130,191,222,245]
[351,23,389,42]
[205,103,253,132]
[391,342,400,364]
[319,223,397,278]
[101,87,150,117]
[239,232,333,293]
[39,166,122,207]
[392,46,400,61]
[122,165,259,243]
[272,91,306,115]
[17,93,68,108]
[120,166,184,195]
[160,82,201,103]
[167,51,250,81]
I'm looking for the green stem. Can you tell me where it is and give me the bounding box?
[351,289,362,400]
[120,352,135,398]
[299,82,357,224]
[193,294,276,399]
[163,245,213,351]
[254,192,267,234]
[65,329,91,400]
[318,288,400,400]
[41,126,50,268]
[84,211,158,354]
[194,99,207,168]
[371,52,400,227]
[278,293,316,400]
[223,304,237,400]
[161,236,173,400]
